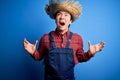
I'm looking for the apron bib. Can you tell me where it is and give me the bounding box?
[45,32,75,80]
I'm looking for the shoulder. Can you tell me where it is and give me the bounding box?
[72,32,83,41]
[40,33,49,42]
[71,32,83,46]
[40,31,55,42]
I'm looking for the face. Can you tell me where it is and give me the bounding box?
[55,11,72,34]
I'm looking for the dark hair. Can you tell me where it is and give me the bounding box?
[54,11,73,21]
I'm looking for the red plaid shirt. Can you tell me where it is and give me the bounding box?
[33,30,92,64]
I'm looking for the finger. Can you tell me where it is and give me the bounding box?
[34,40,38,46]
[98,41,104,46]
[100,41,105,45]
[88,41,92,48]
[24,38,29,44]
[99,41,105,48]
[24,38,26,41]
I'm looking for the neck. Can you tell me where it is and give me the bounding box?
[56,28,69,35]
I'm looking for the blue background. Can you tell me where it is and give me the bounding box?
[0,0,120,80]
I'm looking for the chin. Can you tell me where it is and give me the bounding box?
[58,27,65,30]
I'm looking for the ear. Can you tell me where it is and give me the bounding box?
[70,19,72,24]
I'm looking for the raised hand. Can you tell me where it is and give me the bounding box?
[23,38,38,55]
[88,41,105,56]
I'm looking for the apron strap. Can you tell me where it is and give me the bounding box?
[49,32,56,48]
[66,32,72,48]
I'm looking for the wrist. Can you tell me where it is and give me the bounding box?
[88,50,94,57]
[31,50,36,56]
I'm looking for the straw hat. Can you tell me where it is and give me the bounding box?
[45,0,82,22]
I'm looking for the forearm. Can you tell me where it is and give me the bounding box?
[76,50,93,63]
[32,50,41,60]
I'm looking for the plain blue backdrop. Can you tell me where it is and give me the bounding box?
[0,0,120,80]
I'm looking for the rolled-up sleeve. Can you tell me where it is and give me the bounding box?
[33,34,49,60]
[75,34,93,63]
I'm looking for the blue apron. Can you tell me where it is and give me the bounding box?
[45,32,75,80]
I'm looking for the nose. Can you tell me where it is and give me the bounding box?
[60,14,64,19]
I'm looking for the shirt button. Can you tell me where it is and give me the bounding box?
[61,44,64,47]
[62,36,64,39]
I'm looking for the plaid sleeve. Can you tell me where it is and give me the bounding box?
[33,34,49,60]
[72,33,92,63]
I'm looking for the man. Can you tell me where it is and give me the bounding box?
[23,0,105,80]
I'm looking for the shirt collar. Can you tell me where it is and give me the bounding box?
[55,28,70,37]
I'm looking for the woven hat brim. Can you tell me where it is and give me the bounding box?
[45,2,82,22]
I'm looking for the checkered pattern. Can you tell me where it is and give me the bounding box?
[33,30,92,64]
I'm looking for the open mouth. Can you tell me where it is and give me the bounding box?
[60,22,65,26]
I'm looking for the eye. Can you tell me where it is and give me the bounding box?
[56,13,61,16]
[65,14,68,16]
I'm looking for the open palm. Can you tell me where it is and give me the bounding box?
[88,41,105,55]
[23,38,38,55]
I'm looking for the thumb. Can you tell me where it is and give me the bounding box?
[88,41,92,48]
[34,40,38,46]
